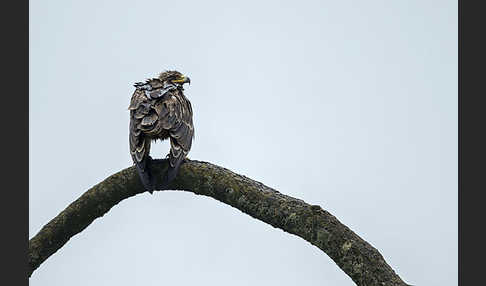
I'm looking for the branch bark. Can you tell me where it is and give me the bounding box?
[29,159,409,285]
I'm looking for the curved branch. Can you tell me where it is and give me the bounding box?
[29,159,409,285]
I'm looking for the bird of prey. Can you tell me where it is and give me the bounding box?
[129,70,194,193]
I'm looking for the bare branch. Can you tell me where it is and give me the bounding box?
[29,159,409,285]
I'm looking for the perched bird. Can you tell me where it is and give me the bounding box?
[128,70,194,193]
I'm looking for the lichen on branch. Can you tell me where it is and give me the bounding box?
[29,159,410,286]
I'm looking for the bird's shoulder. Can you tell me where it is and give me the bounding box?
[129,78,169,107]
[133,78,163,91]
[133,78,179,101]
[128,89,147,111]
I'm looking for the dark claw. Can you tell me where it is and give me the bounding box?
[136,158,156,194]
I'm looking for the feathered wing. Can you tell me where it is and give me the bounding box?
[129,89,156,191]
[129,85,194,190]
[157,93,194,187]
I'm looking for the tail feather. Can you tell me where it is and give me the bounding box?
[162,156,184,187]
[136,156,155,193]
[160,139,186,189]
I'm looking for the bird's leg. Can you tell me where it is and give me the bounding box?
[147,155,159,193]
[136,165,153,193]
[136,156,156,194]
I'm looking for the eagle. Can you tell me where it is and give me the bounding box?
[128,70,194,193]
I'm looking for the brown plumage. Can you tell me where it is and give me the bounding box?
[129,70,193,193]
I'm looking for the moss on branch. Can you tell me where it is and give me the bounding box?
[29,159,409,285]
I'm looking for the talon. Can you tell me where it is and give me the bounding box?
[136,162,155,194]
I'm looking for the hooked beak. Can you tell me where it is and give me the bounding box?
[173,75,191,85]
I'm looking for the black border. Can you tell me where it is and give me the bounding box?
[458,1,461,284]
[2,0,29,285]
[459,0,484,285]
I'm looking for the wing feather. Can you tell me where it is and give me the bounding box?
[155,91,194,179]
[129,90,152,167]
[129,81,194,189]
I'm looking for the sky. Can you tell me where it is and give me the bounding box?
[29,0,457,285]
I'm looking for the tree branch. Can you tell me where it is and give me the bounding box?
[29,159,409,285]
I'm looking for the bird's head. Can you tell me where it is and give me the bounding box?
[158,70,191,88]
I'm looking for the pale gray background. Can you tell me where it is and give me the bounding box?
[29,0,457,285]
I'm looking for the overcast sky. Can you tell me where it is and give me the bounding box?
[30,1,457,285]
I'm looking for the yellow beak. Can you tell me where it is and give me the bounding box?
[172,75,191,84]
